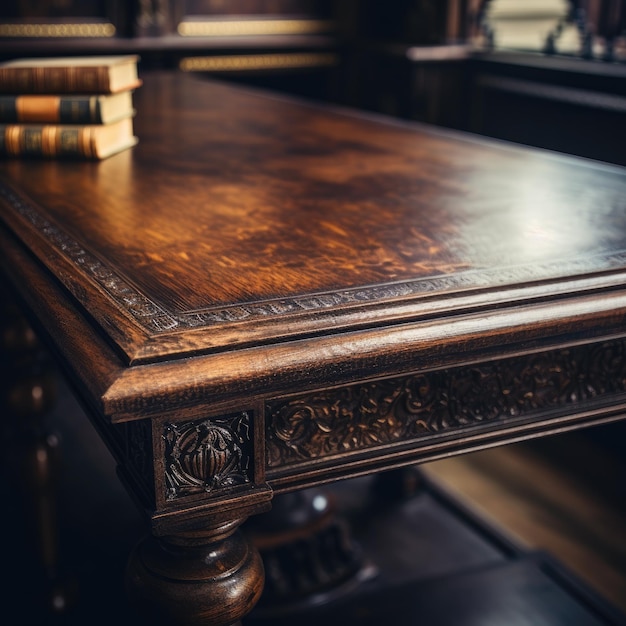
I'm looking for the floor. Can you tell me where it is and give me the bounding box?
[422,425,626,615]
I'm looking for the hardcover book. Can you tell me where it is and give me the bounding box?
[0,91,135,124]
[0,116,137,159]
[0,56,142,94]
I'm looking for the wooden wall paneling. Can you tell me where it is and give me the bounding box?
[468,52,626,165]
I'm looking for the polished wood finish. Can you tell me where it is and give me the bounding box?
[1,71,626,624]
[126,517,264,626]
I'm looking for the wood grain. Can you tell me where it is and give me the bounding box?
[1,70,626,520]
[1,72,625,363]
[1,74,626,624]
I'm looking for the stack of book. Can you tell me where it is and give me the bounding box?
[0,56,141,160]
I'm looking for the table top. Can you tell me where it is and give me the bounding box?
[1,72,626,511]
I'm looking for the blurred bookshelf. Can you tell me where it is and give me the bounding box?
[0,2,624,161]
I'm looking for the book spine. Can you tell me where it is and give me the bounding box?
[60,96,102,124]
[0,96,103,124]
[0,125,96,158]
[0,66,110,93]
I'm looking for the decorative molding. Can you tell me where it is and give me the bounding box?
[265,339,626,468]
[0,183,180,332]
[0,23,116,38]
[164,412,253,501]
[3,181,626,335]
[177,19,333,37]
[180,53,338,72]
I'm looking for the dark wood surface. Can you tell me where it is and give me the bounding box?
[1,70,626,497]
[1,72,625,352]
[2,72,626,361]
[1,69,626,625]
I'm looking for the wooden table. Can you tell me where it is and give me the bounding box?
[1,71,626,626]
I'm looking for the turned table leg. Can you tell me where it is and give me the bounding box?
[126,516,264,626]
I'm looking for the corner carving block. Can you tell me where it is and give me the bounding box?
[163,411,253,501]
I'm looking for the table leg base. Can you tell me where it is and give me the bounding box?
[246,489,372,616]
[126,519,264,626]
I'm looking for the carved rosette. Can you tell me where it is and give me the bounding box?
[266,340,626,468]
[164,412,253,501]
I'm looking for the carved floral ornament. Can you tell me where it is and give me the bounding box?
[265,340,626,468]
[163,412,253,501]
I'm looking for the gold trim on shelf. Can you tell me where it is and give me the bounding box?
[177,19,333,37]
[180,53,337,72]
[0,23,116,38]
